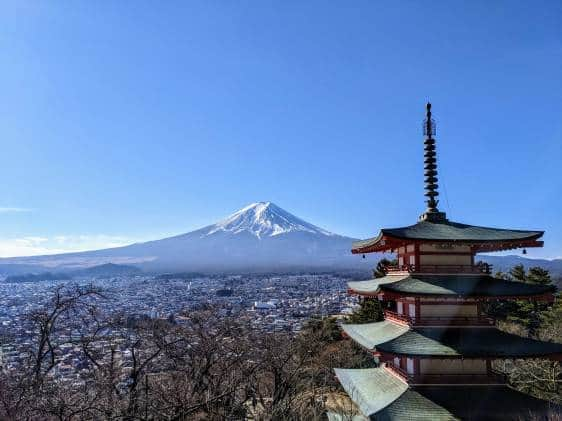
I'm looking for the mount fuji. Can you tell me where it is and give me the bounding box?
[0,202,370,273]
[203,202,335,238]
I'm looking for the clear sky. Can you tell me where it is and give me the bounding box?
[0,1,561,258]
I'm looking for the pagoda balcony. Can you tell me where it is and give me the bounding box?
[385,264,492,275]
[384,310,495,327]
[386,365,507,385]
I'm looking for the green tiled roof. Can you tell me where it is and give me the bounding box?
[333,373,559,420]
[409,386,560,420]
[326,390,458,421]
[348,274,554,297]
[375,389,458,421]
[343,321,562,357]
[352,220,543,251]
[342,321,409,350]
[334,368,408,417]
[347,274,409,295]
[376,327,562,358]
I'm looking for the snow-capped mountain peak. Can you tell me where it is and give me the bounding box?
[203,202,335,238]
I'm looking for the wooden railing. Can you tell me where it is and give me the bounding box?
[386,364,506,385]
[386,264,492,275]
[384,310,495,326]
[383,310,411,325]
[387,364,409,380]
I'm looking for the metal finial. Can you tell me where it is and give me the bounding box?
[423,102,436,137]
[419,103,446,222]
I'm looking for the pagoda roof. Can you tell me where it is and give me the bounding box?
[397,386,560,421]
[379,386,558,420]
[352,220,543,254]
[326,388,457,421]
[375,389,458,420]
[383,327,562,358]
[334,368,560,420]
[342,321,562,358]
[347,274,555,298]
[334,367,408,417]
[348,274,408,295]
[342,320,409,350]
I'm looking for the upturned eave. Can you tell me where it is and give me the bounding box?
[342,322,562,360]
[351,221,544,255]
[347,274,556,301]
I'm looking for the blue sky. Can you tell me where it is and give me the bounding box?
[0,1,561,258]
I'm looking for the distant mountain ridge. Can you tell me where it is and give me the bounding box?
[72,263,142,278]
[2,263,140,283]
[0,202,370,273]
[3,272,73,283]
[0,202,560,277]
[479,255,562,280]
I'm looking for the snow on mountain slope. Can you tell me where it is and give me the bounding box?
[0,202,366,273]
[203,202,334,238]
[0,202,556,275]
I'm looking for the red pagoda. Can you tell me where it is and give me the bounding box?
[333,104,562,420]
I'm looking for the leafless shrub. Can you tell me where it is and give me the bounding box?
[0,288,374,420]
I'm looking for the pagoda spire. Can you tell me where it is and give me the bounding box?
[420,103,447,222]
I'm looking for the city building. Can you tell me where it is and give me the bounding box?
[334,104,562,420]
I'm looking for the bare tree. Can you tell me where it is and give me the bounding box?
[0,288,373,421]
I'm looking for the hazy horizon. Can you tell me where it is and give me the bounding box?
[0,201,559,263]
